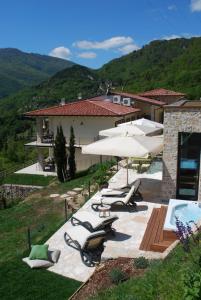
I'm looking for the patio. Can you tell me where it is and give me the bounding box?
[46,163,172,283]
[15,162,57,176]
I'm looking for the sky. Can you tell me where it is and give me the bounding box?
[0,0,201,69]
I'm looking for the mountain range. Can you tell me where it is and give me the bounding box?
[0,36,201,146]
[0,48,75,98]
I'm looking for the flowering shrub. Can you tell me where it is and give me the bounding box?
[175,218,201,298]
[175,218,201,254]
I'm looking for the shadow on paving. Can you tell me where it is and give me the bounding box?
[108,231,132,241]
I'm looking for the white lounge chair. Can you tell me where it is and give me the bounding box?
[64,226,106,267]
[91,184,137,212]
[71,211,118,233]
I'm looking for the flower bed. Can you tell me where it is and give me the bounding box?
[71,257,146,300]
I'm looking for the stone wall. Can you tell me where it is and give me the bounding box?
[0,184,42,209]
[162,108,201,200]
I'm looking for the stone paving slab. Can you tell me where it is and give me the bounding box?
[46,168,165,282]
[46,219,95,282]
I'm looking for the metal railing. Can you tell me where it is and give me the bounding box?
[0,160,35,181]
[25,135,100,146]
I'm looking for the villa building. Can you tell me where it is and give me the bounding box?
[25,96,140,173]
[162,100,201,201]
[23,88,185,176]
[112,88,185,123]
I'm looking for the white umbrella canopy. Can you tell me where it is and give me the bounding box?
[118,118,164,129]
[82,135,163,185]
[99,124,161,138]
[82,135,163,158]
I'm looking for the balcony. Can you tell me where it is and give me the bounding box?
[25,135,100,148]
[42,133,54,144]
[43,158,55,172]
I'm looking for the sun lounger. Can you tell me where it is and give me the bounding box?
[100,188,126,197]
[64,226,106,267]
[91,184,137,212]
[71,211,118,233]
[122,179,143,199]
[101,179,142,197]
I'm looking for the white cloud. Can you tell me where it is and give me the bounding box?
[78,52,97,59]
[191,0,201,11]
[49,46,71,59]
[168,4,177,11]
[162,34,181,40]
[73,36,133,50]
[119,43,139,54]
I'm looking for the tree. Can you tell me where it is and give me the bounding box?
[68,126,76,179]
[53,126,67,182]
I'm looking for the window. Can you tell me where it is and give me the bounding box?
[177,133,201,200]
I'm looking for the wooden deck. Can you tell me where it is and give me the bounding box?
[140,206,178,252]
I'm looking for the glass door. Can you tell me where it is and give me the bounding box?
[176,133,201,200]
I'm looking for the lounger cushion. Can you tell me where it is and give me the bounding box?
[72,211,118,230]
[48,249,61,263]
[22,257,54,269]
[100,188,125,196]
[100,185,135,205]
[29,244,49,260]
[66,226,105,249]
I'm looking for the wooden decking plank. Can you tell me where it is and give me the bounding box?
[140,208,159,250]
[140,208,160,251]
[140,205,175,253]
[159,206,168,242]
[139,208,156,250]
[147,208,161,250]
[154,206,167,243]
[150,240,172,252]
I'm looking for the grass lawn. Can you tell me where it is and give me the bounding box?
[0,162,113,300]
[91,242,201,300]
[0,190,81,300]
[2,173,55,186]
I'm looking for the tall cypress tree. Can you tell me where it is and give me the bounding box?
[54,126,67,182]
[68,126,76,179]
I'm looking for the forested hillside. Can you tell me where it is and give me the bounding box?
[0,48,75,98]
[99,37,201,99]
[0,37,201,150]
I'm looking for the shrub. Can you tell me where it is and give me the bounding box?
[183,270,201,300]
[68,126,76,179]
[109,268,126,284]
[54,126,68,182]
[133,257,149,269]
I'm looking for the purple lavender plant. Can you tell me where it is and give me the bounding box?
[175,217,190,252]
[175,217,201,267]
[189,220,201,245]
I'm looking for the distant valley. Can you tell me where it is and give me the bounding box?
[0,48,75,98]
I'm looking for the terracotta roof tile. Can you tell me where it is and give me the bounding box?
[25,98,140,117]
[113,91,166,106]
[138,88,185,97]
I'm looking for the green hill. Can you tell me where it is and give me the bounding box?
[0,37,201,147]
[0,65,99,147]
[0,48,75,98]
[98,37,201,99]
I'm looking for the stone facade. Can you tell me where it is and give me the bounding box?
[162,107,201,200]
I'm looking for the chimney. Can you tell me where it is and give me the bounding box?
[60,98,65,106]
[78,93,82,100]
